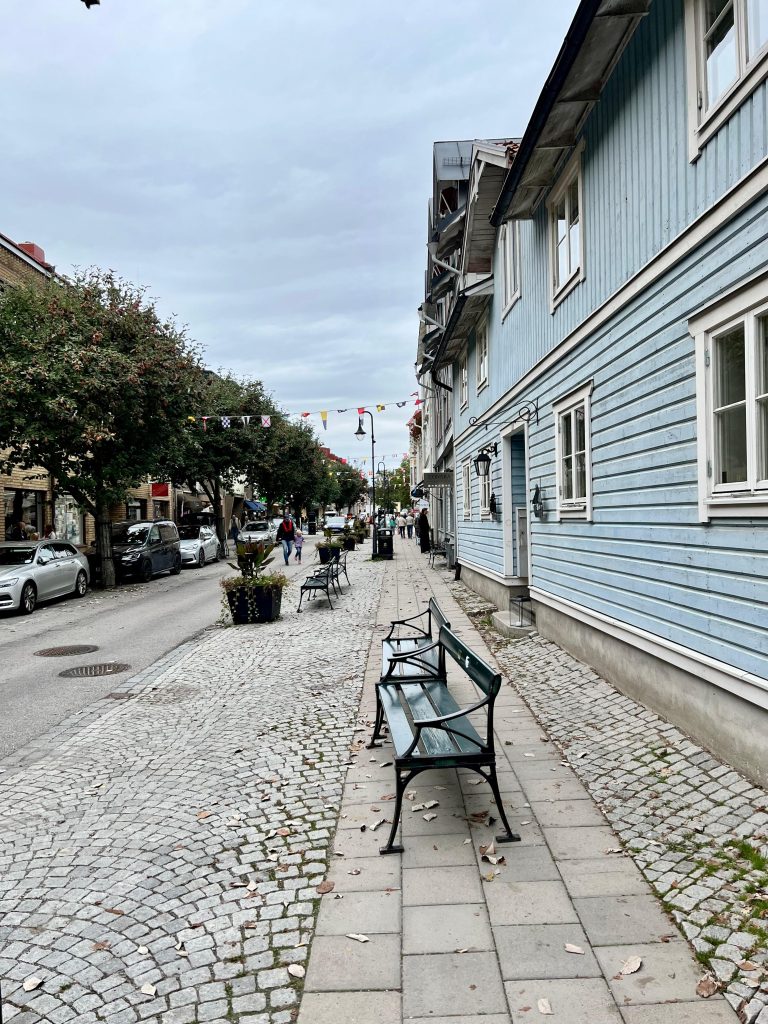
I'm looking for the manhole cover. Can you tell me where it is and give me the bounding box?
[59,663,131,678]
[35,645,99,657]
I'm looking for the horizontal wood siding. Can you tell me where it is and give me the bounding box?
[455,435,504,573]
[523,199,768,682]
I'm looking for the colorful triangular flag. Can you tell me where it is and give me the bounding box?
[376,404,385,412]
[201,416,209,431]
[261,415,271,428]
[241,415,251,426]
[221,416,231,428]
[320,411,328,430]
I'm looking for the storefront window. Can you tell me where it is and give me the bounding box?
[54,494,84,545]
[3,488,44,539]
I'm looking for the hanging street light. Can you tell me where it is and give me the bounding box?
[355,411,377,556]
[472,443,498,478]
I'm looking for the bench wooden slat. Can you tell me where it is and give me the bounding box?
[381,641,441,681]
[403,681,484,756]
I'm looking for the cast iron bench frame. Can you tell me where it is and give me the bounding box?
[296,564,338,612]
[370,623,521,855]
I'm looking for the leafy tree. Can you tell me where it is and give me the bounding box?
[375,458,411,511]
[0,270,203,587]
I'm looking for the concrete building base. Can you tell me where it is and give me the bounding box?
[459,563,527,610]
[490,610,536,639]
[534,599,768,789]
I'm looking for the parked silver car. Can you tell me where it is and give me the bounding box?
[240,520,275,544]
[178,524,220,568]
[0,541,90,615]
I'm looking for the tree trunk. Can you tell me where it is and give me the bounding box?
[95,494,116,589]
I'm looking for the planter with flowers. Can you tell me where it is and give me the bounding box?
[220,571,289,624]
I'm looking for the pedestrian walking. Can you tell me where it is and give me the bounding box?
[276,515,296,565]
[389,513,396,532]
[397,514,406,538]
[43,524,57,540]
[418,508,431,553]
[9,519,28,541]
[406,511,414,539]
[293,528,304,563]
[229,514,240,546]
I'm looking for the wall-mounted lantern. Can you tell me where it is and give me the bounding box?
[472,443,498,478]
[531,483,544,519]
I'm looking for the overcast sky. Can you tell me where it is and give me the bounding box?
[2,0,577,468]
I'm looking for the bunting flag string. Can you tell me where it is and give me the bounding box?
[189,392,424,427]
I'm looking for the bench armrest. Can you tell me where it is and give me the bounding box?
[384,609,431,642]
[412,694,490,728]
[386,638,439,661]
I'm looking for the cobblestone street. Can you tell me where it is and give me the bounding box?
[0,548,384,1024]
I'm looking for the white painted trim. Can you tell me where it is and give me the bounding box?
[684,0,768,162]
[453,154,768,447]
[459,556,528,587]
[547,140,586,310]
[552,380,594,521]
[499,221,521,320]
[530,586,768,710]
[462,460,471,520]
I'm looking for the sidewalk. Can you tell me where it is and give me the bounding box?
[0,534,765,1023]
[299,535,754,1024]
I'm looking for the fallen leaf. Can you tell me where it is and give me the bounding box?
[455,947,469,953]
[621,956,642,975]
[379,761,393,767]
[564,944,585,955]
[174,938,186,954]
[423,813,438,822]
[604,847,623,854]
[370,819,388,832]
[347,868,362,876]
[468,779,484,786]
[23,977,42,992]
[470,810,489,822]
[520,820,532,826]
[276,827,291,836]
[696,975,719,998]
[288,964,305,979]
[137,945,148,954]
[196,811,211,820]
[140,983,156,996]
[740,960,759,971]
[346,933,370,943]
[316,880,335,894]
[463,838,472,845]
[537,997,554,1015]
[247,879,259,892]
[92,941,111,951]
[103,907,124,916]
[483,871,495,882]
[523,752,536,758]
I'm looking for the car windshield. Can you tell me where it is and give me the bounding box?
[243,522,267,532]
[177,526,201,540]
[112,523,150,545]
[0,546,36,565]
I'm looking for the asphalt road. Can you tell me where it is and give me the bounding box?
[0,558,233,760]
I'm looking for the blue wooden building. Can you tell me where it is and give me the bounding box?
[420,0,768,781]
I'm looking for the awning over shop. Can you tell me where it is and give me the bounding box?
[243,498,267,513]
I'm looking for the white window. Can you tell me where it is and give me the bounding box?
[547,145,584,306]
[476,319,488,392]
[462,462,471,518]
[685,0,768,159]
[499,221,520,317]
[691,273,768,517]
[553,382,594,520]
[459,356,468,409]
[480,469,491,517]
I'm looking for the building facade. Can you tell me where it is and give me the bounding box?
[420,0,768,782]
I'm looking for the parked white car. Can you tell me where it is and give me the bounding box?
[178,525,220,568]
[0,541,90,615]
[323,515,347,534]
[240,520,275,545]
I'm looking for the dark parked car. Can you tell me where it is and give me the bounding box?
[111,520,181,582]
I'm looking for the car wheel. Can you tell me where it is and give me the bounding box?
[140,559,153,583]
[169,554,182,576]
[197,549,206,569]
[73,570,88,598]
[20,581,36,615]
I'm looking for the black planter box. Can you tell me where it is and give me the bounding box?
[343,537,356,551]
[226,586,283,624]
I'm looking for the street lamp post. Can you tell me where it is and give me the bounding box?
[355,411,377,556]
[377,461,388,515]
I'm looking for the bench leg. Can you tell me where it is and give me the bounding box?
[366,686,385,748]
[379,767,415,855]
[485,765,521,845]
[325,587,334,609]
[297,590,305,613]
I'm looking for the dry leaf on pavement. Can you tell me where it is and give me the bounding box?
[621,956,643,975]
[22,977,42,992]
[537,997,554,1015]
[564,943,585,955]
[92,941,111,951]
[423,813,438,822]
[696,975,719,998]
[316,880,335,894]
[347,868,361,876]
[346,933,370,942]
[140,983,156,996]
[288,964,305,979]
[137,945,149,954]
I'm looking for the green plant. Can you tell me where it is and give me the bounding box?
[220,572,289,593]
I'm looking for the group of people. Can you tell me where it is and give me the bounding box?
[229,512,304,566]
[382,508,431,552]
[6,519,56,542]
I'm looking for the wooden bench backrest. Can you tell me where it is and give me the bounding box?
[439,625,501,697]
[428,597,450,635]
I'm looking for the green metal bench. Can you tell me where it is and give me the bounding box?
[372,624,521,855]
[379,597,450,683]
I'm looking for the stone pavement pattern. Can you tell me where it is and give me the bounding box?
[299,535,748,1023]
[461,587,768,1024]
[0,546,384,1024]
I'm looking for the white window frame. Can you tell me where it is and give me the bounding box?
[499,220,521,319]
[690,271,768,519]
[476,318,489,393]
[459,355,468,410]
[546,142,585,310]
[462,461,472,519]
[684,0,768,161]
[552,381,594,521]
[479,468,492,519]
